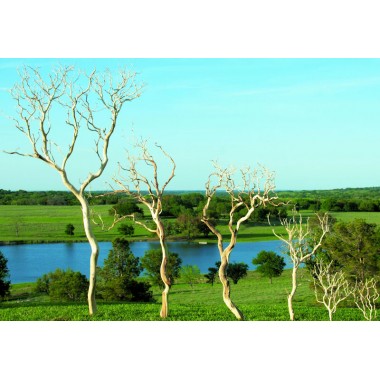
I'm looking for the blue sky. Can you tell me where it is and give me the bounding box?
[1,58,380,191]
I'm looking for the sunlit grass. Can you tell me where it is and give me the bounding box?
[0,269,366,321]
[1,204,380,244]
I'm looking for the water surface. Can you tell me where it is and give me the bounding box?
[1,240,288,283]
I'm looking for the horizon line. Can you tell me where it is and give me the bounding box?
[2,186,380,193]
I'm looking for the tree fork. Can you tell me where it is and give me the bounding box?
[111,141,176,318]
[6,65,142,316]
[202,163,278,320]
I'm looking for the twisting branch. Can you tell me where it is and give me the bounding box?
[201,162,278,320]
[311,259,353,321]
[273,210,330,321]
[353,277,379,321]
[111,139,176,318]
[274,212,330,266]
[7,66,73,165]
[5,65,142,316]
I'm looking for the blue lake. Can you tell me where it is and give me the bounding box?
[1,240,288,283]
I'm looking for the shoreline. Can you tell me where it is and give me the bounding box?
[0,237,181,246]
[0,236,278,246]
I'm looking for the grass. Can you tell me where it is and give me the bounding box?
[330,211,380,224]
[0,269,367,321]
[0,204,287,243]
[0,205,154,243]
[1,206,378,320]
[2,204,380,244]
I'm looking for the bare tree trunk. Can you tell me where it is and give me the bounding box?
[61,172,99,316]
[158,221,171,318]
[80,198,99,316]
[288,266,298,321]
[219,250,244,320]
[160,267,170,318]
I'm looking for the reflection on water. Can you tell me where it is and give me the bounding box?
[1,240,288,283]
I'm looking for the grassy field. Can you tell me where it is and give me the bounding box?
[2,205,376,320]
[1,204,380,244]
[330,211,380,224]
[0,269,366,321]
[0,205,153,243]
[0,204,288,244]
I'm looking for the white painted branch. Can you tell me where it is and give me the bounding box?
[111,141,176,318]
[273,211,330,320]
[354,277,379,321]
[312,259,352,321]
[201,163,278,320]
[7,66,142,316]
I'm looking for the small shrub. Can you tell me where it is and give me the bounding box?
[118,224,135,237]
[204,266,218,286]
[65,223,75,236]
[180,265,202,288]
[0,251,11,300]
[141,249,182,288]
[35,269,88,302]
[35,273,50,294]
[227,262,249,284]
[252,250,286,284]
[97,277,153,302]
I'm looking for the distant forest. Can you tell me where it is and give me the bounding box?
[1,187,380,213]
[278,187,380,212]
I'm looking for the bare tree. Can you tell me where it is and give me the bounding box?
[109,140,176,318]
[201,163,278,320]
[5,66,142,315]
[311,259,352,321]
[273,211,329,321]
[353,277,379,321]
[14,218,23,237]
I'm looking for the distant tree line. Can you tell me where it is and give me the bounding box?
[289,197,380,212]
[275,187,380,212]
[278,187,380,200]
[2,188,380,213]
[0,189,134,206]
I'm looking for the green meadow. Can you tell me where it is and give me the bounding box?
[0,204,287,244]
[1,205,379,321]
[0,268,364,321]
[1,204,380,244]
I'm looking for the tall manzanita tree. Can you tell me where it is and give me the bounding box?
[273,211,330,321]
[109,139,176,318]
[5,66,142,315]
[201,163,278,320]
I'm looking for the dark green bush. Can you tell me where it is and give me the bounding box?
[97,238,153,302]
[35,269,88,301]
[0,251,11,300]
[141,249,182,288]
[64,223,75,236]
